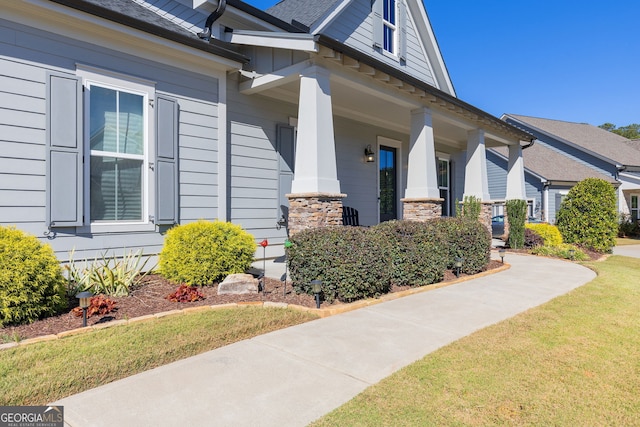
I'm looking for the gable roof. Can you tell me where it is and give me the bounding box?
[491,145,618,186]
[267,0,339,29]
[48,0,249,63]
[505,114,640,168]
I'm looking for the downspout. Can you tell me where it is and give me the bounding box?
[197,0,227,41]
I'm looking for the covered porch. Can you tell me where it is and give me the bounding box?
[231,33,533,234]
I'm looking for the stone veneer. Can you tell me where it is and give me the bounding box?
[480,202,493,238]
[286,193,346,235]
[402,198,443,221]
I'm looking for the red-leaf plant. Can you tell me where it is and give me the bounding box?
[166,284,206,303]
[72,295,117,318]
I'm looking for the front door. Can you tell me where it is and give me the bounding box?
[379,145,397,222]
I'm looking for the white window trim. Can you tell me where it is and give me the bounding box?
[631,194,640,221]
[436,153,450,216]
[377,136,403,221]
[382,0,398,57]
[76,65,156,233]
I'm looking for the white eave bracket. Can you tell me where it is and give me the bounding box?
[239,60,312,94]
[225,30,318,52]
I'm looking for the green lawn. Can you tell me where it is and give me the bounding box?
[313,255,640,426]
[0,307,317,406]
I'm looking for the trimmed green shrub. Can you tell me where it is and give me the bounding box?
[372,220,448,287]
[525,223,563,246]
[455,195,481,221]
[556,178,617,252]
[159,220,256,285]
[0,226,67,326]
[506,199,527,249]
[287,226,391,303]
[531,244,588,261]
[524,228,544,249]
[433,217,491,274]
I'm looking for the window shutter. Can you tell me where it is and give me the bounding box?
[46,73,83,227]
[372,0,383,48]
[155,95,179,225]
[398,0,408,61]
[276,124,295,217]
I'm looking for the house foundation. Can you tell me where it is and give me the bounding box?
[401,198,443,221]
[286,193,346,235]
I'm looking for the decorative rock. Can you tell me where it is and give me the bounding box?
[218,273,259,295]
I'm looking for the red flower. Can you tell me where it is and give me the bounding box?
[260,239,269,248]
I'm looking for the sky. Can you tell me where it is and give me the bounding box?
[243,0,639,127]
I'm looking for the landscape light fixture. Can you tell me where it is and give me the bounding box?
[75,291,93,327]
[364,145,375,163]
[311,280,322,309]
[568,248,575,260]
[499,247,506,264]
[454,257,463,278]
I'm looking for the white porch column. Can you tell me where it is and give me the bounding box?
[290,65,341,194]
[463,129,491,201]
[404,107,440,199]
[506,143,526,200]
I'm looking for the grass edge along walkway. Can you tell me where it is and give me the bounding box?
[313,255,640,426]
[0,307,317,406]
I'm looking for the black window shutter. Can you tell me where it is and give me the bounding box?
[46,73,83,227]
[155,95,179,225]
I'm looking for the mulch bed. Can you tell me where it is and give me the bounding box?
[3,261,503,342]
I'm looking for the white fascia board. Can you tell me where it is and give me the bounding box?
[5,0,242,74]
[240,59,313,94]
[228,31,318,52]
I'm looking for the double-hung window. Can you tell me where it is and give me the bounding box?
[373,0,407,61]
[632,195,639,221]
[46,67,179,231]
[383,0,397,54]
[88,83,147,223]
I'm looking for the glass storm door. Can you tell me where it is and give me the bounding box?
[379,145,397,222]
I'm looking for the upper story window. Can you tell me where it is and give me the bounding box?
[373,0,406,61]
[383,0,397,54]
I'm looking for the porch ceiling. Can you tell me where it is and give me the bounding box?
[250,71,515,151]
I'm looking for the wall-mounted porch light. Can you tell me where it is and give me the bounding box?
[364,145,375,163]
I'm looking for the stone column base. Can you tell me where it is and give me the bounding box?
[286,193,346,235]
[401,198,444,222]
[480,202,493,237]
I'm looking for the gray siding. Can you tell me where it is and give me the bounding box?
[227,72,298,257]
[486,150,544,218]
[323,0,437,87]
[0,18,219,261]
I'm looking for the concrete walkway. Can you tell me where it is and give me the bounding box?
[612,243,640,258]
[54,253,595,427]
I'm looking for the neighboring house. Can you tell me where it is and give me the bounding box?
[488,114,640,223]
[0,0,533,263]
